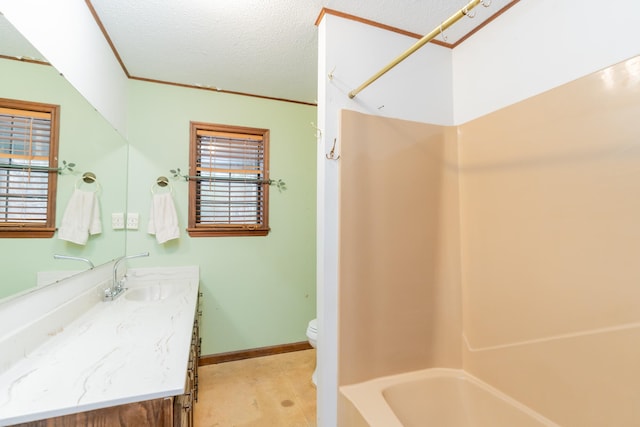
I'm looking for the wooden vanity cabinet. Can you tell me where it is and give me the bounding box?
[175,311,201,427]
[13,314,201,427]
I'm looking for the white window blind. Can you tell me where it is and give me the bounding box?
[189,123,270,237]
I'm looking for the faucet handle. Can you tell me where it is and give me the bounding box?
[104,282,127,301]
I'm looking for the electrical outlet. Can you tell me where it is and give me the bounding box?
[112,213,125,230]
[126,213,139,230]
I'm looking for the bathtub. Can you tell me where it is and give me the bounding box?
[339,368,559,427]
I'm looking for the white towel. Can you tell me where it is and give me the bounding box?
[148,192,180,244]
[58,189,102,245]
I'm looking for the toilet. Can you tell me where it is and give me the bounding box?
[306,318,318,386]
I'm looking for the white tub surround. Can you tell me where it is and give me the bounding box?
[0,265,199,426]
[340,368,559,427]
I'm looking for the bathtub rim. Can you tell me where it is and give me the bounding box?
[339,367,560,427]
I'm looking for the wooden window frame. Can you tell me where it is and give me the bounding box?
[0,98,60,238]
[187,122,270,237]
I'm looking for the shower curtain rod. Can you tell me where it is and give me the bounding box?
[348,0,483,99]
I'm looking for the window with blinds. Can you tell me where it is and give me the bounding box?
[0,98,60,238]
[188,122,270,237]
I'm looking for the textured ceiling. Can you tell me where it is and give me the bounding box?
[1,0,518,104]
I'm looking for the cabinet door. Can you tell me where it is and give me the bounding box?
[173,391,193,427]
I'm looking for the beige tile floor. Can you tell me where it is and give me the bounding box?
[195,349,317,427]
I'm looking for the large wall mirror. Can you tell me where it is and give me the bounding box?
[0,16,128,299]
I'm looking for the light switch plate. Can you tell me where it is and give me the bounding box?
[126,212,139,230]
[112,212,125,230]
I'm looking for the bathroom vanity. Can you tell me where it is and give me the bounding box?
[0,265,200,427]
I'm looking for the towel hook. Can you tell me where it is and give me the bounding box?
[75,172,100,192]
[151,176,173,194]
[326,138,340,160]
[311,122,322,138]
[82,172,96,183]
[327,65,336,81]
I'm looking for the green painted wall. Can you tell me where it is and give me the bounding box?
[124,80,317,355]
[0,59,128,299]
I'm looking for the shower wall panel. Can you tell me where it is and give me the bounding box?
[458,56,640,426]
[338,110,461,386]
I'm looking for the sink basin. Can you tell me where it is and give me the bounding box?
[125,283,181,302]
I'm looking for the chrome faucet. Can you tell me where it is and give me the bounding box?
[104,252,150,301]
[53,254,95,269]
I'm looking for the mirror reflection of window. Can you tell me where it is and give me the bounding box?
[0,98,60,238]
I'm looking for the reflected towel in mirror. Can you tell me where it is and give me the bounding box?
[58,189,102,245]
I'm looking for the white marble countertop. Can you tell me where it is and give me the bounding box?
[0,266,199,426]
